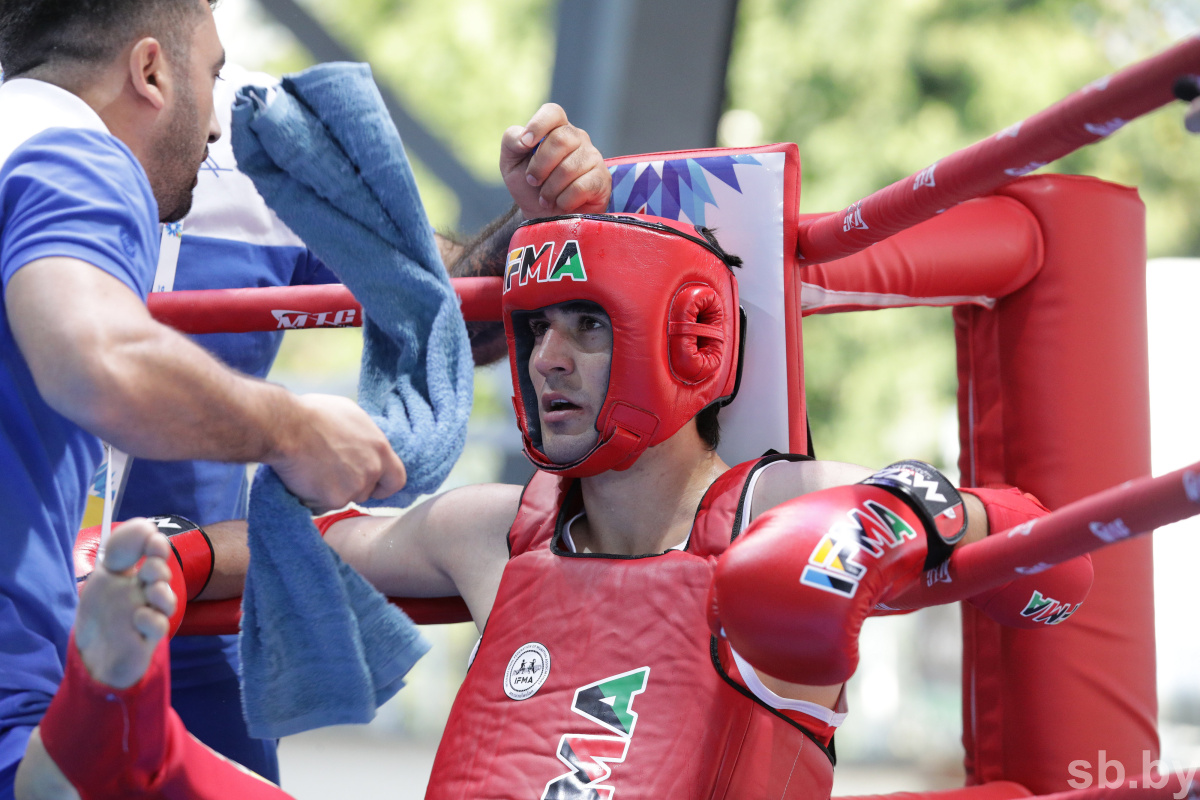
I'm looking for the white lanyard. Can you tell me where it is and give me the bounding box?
[97,444,129,557]
[153,221,183,293]
[97,222,183,551]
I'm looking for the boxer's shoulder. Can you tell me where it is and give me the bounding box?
[748,458,874,523]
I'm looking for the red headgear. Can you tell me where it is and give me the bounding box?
[502,213,742,477]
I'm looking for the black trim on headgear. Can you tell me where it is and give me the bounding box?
[514,214,744,270]
[695,226,743,269]
[723,306,748,407]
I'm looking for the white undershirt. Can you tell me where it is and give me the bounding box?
[561,511,689,554]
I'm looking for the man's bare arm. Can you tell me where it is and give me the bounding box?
[190,520,249,601]
[174,482,519,625]
[324,483,522,631]
[5,257,405,512]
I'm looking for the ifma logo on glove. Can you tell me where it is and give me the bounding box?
[800,500,918,598]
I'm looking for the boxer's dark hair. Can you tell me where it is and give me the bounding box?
[0,0,216,79]
[696,404,721,449]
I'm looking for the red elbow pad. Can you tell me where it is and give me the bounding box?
[314,508,369,536]
[961,486,1094,628]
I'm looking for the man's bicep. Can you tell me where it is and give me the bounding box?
[749,459,873,521]
[326,483,520,601]
[5,257,154,414]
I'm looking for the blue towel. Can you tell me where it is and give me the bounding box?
[240,468,430,737]
[230,62,474,738]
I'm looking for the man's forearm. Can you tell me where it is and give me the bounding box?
[194,520,250,601]
[8,257,406,513]
[5,258,294,463]
[82,323,298,463]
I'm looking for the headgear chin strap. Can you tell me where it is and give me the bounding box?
[503,213,742,478]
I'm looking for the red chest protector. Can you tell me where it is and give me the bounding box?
[427,456,835,800]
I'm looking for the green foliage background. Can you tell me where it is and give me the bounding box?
[259,0,1199,472]
[725,0,1198,468]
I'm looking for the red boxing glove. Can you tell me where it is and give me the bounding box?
[74,516,212,637]
[709,461,965,686]
[961,486,1093,628]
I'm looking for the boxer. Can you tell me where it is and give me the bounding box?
[44,215,1093,799]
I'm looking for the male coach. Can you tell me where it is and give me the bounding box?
[0,1,404,792]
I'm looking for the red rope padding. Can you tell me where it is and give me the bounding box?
[177,595,471,636]
[797,35,1200,264]
[885,460,1200,610]
[147,276,503,334]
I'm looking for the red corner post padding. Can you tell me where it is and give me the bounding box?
[955,175,1157,791]
[39,634,292,799]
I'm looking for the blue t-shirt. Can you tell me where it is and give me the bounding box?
[0,127,158,771]
[118,235,335,686]
[108,65,339,686]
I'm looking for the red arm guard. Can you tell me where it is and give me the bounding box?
[961,486,1093,628]
[153,515,215,602]
[39,635,291,799]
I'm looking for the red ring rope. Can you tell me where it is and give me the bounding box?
[179,461,1200,635]
[147,276,503,333]
[797,35,1200,264]
[886,460,1200,609]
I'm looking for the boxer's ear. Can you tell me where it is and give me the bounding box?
[667,284,726,384]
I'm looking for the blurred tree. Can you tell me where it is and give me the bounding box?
[295,0,556,231]
[723,0,1199,467]
[259,0,1197,468]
